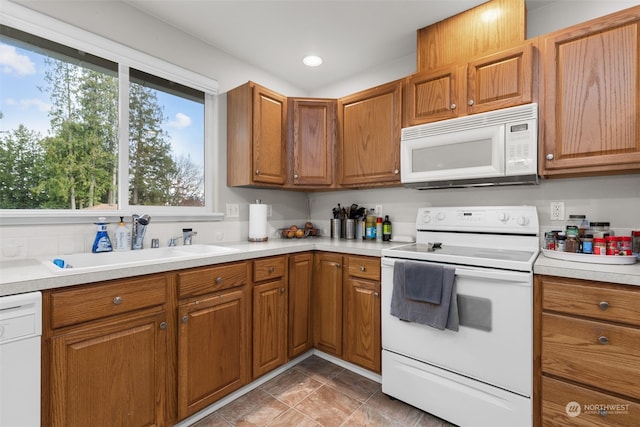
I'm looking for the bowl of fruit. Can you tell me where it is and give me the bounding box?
[280,222,318,239]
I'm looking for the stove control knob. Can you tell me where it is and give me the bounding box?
[499,212,510,222]
[436,212,446,221]
[517,216,529,226]
[421,213,432,223]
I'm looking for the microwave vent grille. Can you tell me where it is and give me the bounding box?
[402,103,537,141]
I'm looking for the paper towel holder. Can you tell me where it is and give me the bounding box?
[248,199,269,242]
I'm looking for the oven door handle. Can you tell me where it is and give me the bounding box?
[454,268,531,284]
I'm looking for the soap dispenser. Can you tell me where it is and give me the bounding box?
[113,216,131,251]
[92,217,113,253]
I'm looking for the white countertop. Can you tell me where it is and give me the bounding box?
[0,238,392,296]
[2,238,638,296]
[534,252,640,286]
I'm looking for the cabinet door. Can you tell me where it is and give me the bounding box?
[338,80,402,187]
[253,278,287,378]
[404,66,462,126]
[343,278,381,373]
[49,311,167,427]
[288,252,313,358]
[253,84,287,185]
[312,253,343,356]
[177,288,250,418]
[288,98,336,187]
[466,41,533,115]
[540,8,640,177]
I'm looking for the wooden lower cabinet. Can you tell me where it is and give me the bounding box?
[43,274,171,427]
[535,275,640,426]
[252,256,288,378]
[177,263,250,419]
[177,287,250,418]
[313,252,344,356]
[343,255,381,373]
[288,252,313,358]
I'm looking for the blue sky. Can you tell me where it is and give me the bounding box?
[0,39,204,169]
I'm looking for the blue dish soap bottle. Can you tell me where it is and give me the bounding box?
[92,217,113,253]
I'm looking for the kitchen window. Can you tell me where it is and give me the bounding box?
[0,5,219,223]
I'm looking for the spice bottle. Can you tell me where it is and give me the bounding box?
[581,234,593,254]
[382,215,392,242]
[593,237,606,255]
[619,236,632,255]
[556,233,566,252]
[565,235,580,253]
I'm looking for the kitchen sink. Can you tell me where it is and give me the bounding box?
[42,244,239,273]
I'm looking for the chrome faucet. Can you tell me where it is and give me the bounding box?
[168,228,197,246]
[132,214,151,250]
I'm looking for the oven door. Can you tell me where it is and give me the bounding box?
[381,257,532,397]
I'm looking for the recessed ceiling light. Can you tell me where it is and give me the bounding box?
[303,55,323,67]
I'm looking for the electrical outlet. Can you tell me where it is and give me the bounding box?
[225,203,239,218]
[374,205,382,216]
[550,201,565,221]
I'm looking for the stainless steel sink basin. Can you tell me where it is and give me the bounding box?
[42,244,239,273]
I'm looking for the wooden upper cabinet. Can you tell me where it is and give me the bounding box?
[337,79,402,187]
[404,41,534,126]
[416,0,526,72]
[227,81,287,187]
[287,98,336,188]
[540,6,640,177]
[466,41,534,114]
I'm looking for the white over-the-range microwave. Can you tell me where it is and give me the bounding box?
[401,103,538,189]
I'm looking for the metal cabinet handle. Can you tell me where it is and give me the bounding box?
[159,321,167,330]
[334,263,341,269]
[468,99,474,106]
[598,336,609,345]
[450,103,456,110]
[280,287,286,294]
[546,153,554,160]
[182,315,188,323]
[113,296,122,305]
[374,292,380,298]
[255,169,261,175]
[294,174,299,179]
[599,301,609,310]
[599,409,608,417]
[393,169,399,174]
[359,266,366,272]
[216,276,223,284]
[269,266,275,273]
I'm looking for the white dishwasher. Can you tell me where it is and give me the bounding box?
[0,291,42,427]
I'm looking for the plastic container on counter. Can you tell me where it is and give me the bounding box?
[619,236,632,255]
[567,214,589,237]
[589,222,611,238]
[633,231,640,256]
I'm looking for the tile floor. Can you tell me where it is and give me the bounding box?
[191,356,456,427]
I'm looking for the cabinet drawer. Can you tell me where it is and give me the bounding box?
[542,278,640,327]
[542,313,640,399]
[253,256,286,282]
[50,275,167,329]
[346,256,380,281]
[541,376,640,427]
[178,262,247,299]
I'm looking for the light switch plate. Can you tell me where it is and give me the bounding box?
[226,203,239,218]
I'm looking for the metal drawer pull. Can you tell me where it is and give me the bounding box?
[269,266,275,273]
[598,301,609,310]
[599,409,608,417]
[374,292,380,298]
[113,296,122,305]
[182,315,188,323]
[216,277,223,284]
[598,336,609,345]
[280,287,286,294]
[359,266,366,272]
[159,321,167,330]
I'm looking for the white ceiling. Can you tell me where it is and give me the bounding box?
[121,0,554,92]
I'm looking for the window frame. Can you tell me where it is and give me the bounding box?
[0,2,222,224]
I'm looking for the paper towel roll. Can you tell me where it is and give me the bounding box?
[249,203,269,241]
